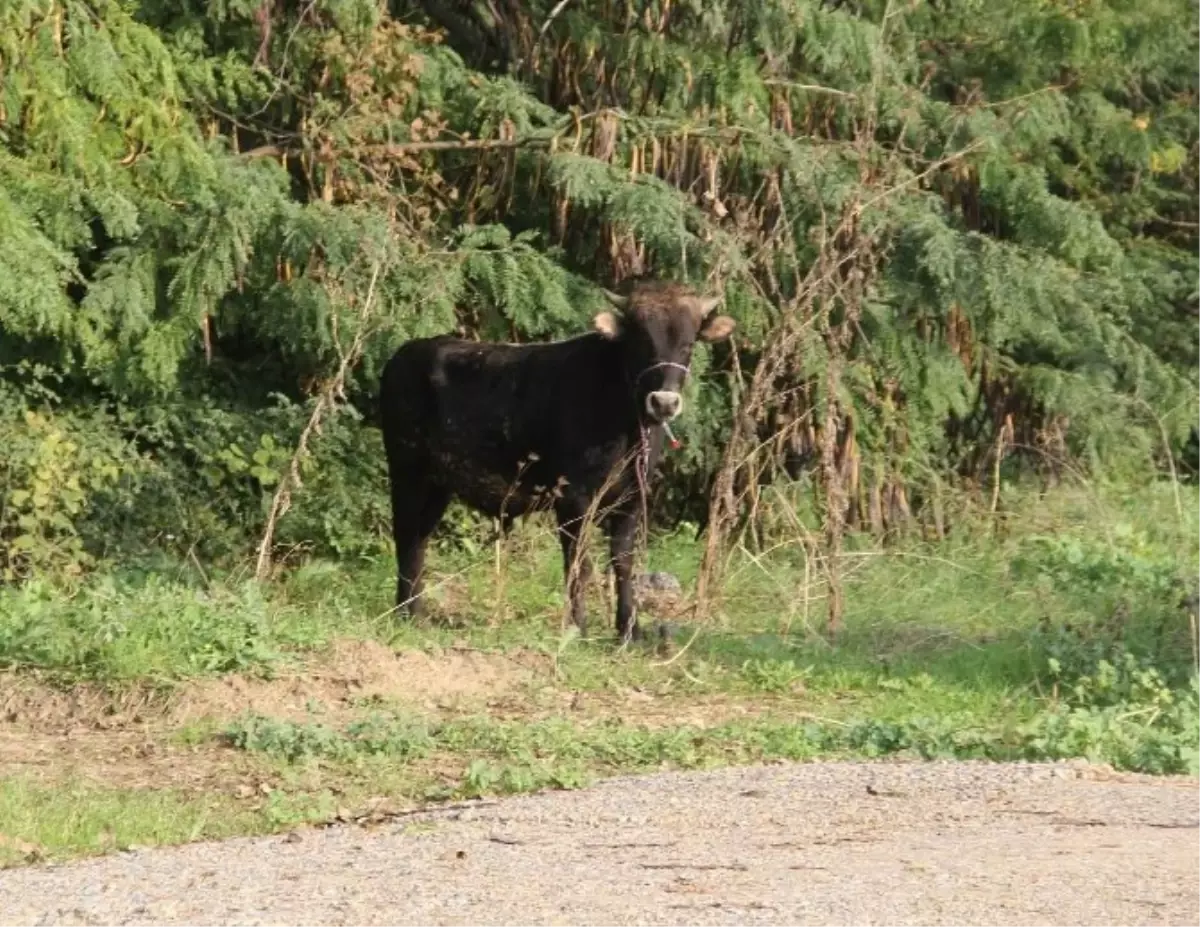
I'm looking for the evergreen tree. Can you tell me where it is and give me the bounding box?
[1,0,1194,573]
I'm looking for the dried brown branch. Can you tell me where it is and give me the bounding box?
[254,260,384,581]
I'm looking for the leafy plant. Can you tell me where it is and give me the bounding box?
[223,713,432,764]
[740,657,808,693]
[0,407,128,581]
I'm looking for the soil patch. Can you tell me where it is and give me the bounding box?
[503,684,779,730]
[0,729,259,793]
[0,640,546,791]
[172,640,544,725]
[1,639,803,796]
[0,640,546,734]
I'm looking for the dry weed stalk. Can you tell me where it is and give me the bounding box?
[697,201,878,636]
[254,260,384,581]
[560,435,667,639]
[693,4,988,635]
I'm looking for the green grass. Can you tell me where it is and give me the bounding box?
[0,480,1196,865]
[3,481,1193,688]
[0,777,263,866]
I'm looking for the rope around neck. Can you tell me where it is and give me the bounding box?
[635,360,691,385]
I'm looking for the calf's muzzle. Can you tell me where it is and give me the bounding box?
[646,390,683,422]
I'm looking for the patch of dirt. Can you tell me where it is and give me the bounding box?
[0,728,259,794]
[0,640,547,792]
[0,638,797,797]
[498,684,778,730]
[171,640,545,726]
[0,640,547,734]
[0,675,174,731]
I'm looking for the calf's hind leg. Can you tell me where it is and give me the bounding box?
[554,497,593,635]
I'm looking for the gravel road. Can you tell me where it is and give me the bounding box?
[2,760,1196,926]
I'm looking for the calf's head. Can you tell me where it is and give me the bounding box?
[593,282,736,425]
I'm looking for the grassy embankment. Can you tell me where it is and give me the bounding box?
[1,482,1196,866]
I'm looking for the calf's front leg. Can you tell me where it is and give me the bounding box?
[555,498,592,635]
[607,509,640,643]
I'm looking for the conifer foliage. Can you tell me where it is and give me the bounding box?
[0,0,1195,576]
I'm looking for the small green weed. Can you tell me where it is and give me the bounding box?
[740,657,808,692]
[223,713,433,764]
[260,789,340,829]
[458,758,591,798]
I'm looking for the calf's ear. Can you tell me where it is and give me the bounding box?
[699,314,736,342]
[594,311,623,339]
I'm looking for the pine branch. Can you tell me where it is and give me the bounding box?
[238,137,555,159]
